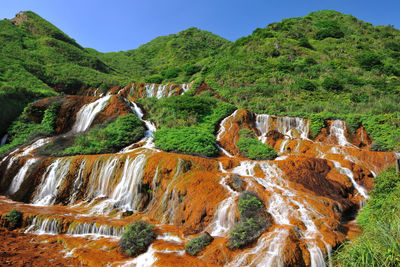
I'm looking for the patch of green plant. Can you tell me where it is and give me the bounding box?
[331,166,400,266]
[228,192,270,250]
[60,114,145,155]
[119,221,156,257]
[237,129,277,160]
[185,232,214,256]
[0,101,60,156]
[4,209,23,230]
[154,126,218,157]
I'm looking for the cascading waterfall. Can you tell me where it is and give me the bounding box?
[329,120,355,147]
[155,84,168,99]
[33,158,72,206]
[6,158,38,195]
[331,160,368,205]
[25,217,61,235]
[145,84,156,98]
[121,101,157,152]
[255,114,310,154]
[216,110,238,157]
[67,222,123,238]
[207,164,239,236]
[109,154,147,211]
[228,161,328,267]
[71,95,111,133]
[69,160,86,204]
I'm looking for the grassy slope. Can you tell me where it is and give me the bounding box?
[0,11,130,135]
[332,165,400,266]
[98,27,231,83]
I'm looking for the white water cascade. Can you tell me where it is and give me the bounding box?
[33,158,72,206]
[256,114,310,154]
[329,120,356,148]
[6,158,38,195]
[67,222,123,238]
[25,217,61,235]
[207,163,239,236]
[71,95,111,133]
[226,161,328,267]
[331,160,369,204]
[215,110,238,157]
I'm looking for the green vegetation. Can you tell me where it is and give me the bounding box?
[119,221,156,257]
[60,114,145,155]
[228,192,270,249]
[332,166,400,266]
[1,10,400,153]
[4,209,23,230]
[140,95,235,156]
[185,232,214,256]
[0,101,60,156]
[237,129,277,160]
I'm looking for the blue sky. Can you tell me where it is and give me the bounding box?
[2,0,399,52]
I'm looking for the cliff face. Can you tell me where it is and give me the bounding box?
[0,83,397,267]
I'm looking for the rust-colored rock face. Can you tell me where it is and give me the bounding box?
[0,86,398,266]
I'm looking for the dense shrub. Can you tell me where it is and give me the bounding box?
[61,114,145,155]
[145,75,163,84]
[315,21,344,40]
[185,232,214,256]
[237,129,277,160]
[297,79,317,91]
[119,221,156,257]
[356,53,383,71]
[4,209,23,230]
[154,127,218,157]
[184,65,202,76]
[322,77,344,91]
[298,37,313,49]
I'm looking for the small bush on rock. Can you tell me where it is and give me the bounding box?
[119,221,156,257]
[4,209,23,230]
[185,232,214,256]
[228,192,271,250]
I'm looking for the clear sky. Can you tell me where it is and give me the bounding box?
[2,0,400,53]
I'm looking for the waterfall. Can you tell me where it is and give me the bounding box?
[33,158,72,206]
[71,95,111,133]
[86,156,120,201]
[228,161,328,267]
[0,134,7,147]
[156,85,168,99]
[207,174,239,236]
[256,114,272,143]
[329,120,355,147]
[216,110,238,141]
[6,158,38,195]
[69,160,86,204]
[331,160,369,204]
[145,84,156,98]
[255,114,310,140]
[67,222,123,238]
[25,217,61,235]
[110,154,148,211]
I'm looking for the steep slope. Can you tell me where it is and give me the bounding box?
[203,10,400,117]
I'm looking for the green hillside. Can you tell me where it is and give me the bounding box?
[0,10,399,150]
